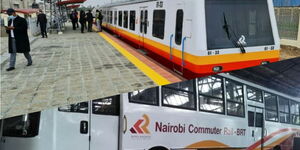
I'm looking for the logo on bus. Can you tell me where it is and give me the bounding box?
[130,114,150,134]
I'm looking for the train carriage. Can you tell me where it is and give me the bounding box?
[99,0,280,78]
[1,74,300,150]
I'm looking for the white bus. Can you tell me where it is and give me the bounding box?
[1,74,300,150]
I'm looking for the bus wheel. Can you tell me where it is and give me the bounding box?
[274,145,281,150]
[149,146,168,150]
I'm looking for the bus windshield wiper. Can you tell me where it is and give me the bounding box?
[223,13,246,53]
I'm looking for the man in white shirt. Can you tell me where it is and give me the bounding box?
[5,8,32,71]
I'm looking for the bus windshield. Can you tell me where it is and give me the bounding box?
[205,0,275,50]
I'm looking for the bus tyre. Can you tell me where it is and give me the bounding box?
[274,146,281,150]
[149,146,168,150]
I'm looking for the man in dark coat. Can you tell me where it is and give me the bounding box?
[86,10,94,32]
[37,10,48,38]
[70,10,78,30]
[5,8,32,71]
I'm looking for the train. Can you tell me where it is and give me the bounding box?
[99,0,280,79]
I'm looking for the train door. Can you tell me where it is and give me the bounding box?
[55,102,90,150]
[171,4,185,75]
[90,96,120,150]
[247,106,264,147]
[139,7,148,48]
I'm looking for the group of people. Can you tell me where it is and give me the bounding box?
[70,9,103,33]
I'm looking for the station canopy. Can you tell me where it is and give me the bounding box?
[67,5,81,9]
[56,0,86,6]
[1,9,39,15]
[231,57,300,98]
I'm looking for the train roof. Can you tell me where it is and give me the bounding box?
[100,0,156,8]
[231,57,300,98]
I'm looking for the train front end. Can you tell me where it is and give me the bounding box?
[185,0,280,78]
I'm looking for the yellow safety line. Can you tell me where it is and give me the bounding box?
[98,32,171,86]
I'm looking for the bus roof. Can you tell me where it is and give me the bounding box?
[231,57,300,98]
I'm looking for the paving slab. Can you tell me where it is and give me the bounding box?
[0,25,157,119]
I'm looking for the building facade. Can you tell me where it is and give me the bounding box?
[1,0,36,10]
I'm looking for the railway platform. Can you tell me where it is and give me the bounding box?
[0,24,184,119]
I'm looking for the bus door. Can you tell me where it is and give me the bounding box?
[90,96,120,150]
[139,7,148,48]
[247,106,264,147]
[56,102,90,150]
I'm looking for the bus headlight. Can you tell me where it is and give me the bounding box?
[261,61,270,65]
[213,66,223,73]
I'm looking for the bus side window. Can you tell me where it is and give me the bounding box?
[3,112,41,137]
[92,96,120,116]
[248,111,254,127]
[198,76,224,114]
[162,80,196,110]
[279,97,290,124]
[58,102,88,114]
[226,79,245,117]
[247,86,263,103]
[129,87,159,106]
[290,101,300,125]
[255,112,263,127]
[264,92,279,122]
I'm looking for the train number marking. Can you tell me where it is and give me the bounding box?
[156,1,164,8]
[208,50,220,56]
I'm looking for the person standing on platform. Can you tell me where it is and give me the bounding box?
[70,10,77,30]
[79,10,86,33]
[37,10,48,38]
[98,10,103,32]
[5,8,33,71]
[86,10,94,32]
[75,10,79,28]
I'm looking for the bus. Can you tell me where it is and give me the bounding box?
[1,74,300,150]
[99,0,280,78]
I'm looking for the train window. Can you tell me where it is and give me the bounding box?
[110,11,113,24]
[114,11,117,25]
[290,101,300,125]
[118,11,122,27]
[92,96,120,116]
[226,80,244,117]
[3,112,41,137]
[129,87,159,106]
[198,76,224,114]
[205,0,274,50]
[264,92,279,122]
[248,111,255,127]
[152,10,166,39]
[124,11,128,28]
[130,11,136,31]
[58,102,88,113]
[279,97,290,123]
[175,9,184,45]
[162,80,196,110]
[247,86,263,103]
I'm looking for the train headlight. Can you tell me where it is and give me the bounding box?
[213,66,223,73]
[261,61,270,65]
